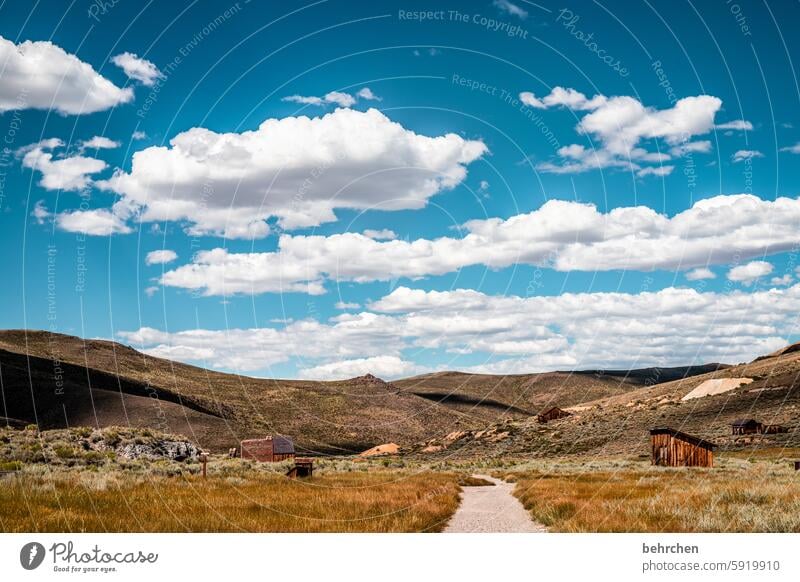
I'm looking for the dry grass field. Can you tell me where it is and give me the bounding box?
[499,454,800,532]
[0,469,460,533]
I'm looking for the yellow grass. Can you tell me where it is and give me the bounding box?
[504,460,800,532]
[0,470,460,533]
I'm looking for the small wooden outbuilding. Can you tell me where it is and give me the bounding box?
[537,407,571,423]
[286,458,313,479]
[650,427,715,468]
[240,435,295,462]
[763,424,788,434]
[731,419,762,435]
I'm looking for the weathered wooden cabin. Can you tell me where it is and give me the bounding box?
[537,407,571,423]
[650,428,715,468]
[286,458,313,479]
[240,435,295,462]
[731,419,762,435]
[763,424,788,434]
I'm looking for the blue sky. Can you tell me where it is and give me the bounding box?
[1,0,799,379]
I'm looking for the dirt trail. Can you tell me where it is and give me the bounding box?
[444,475,547,533]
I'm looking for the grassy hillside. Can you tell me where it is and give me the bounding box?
[415,346,800,458]
[394,364,724,420]
[0,330,473,454]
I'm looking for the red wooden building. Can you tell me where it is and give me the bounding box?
[650,427,715,468]
[536,407,571,423]
[240,435,295,462]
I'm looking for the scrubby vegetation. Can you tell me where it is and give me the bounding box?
[499,455,800,532]
[0,468,460,532]
[0,426,197,469]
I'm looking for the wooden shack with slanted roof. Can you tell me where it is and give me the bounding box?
[536,407,571,423]
[650,427,716,468]
[731,419,763,435]
[240,435,295,462]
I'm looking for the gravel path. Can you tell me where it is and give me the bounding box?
[444,475,547,533]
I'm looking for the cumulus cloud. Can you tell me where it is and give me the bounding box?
[493,0,528,19]
[771,274,794,286]
[111,52,163,86]
[334,301,361,310]
[0,36,133,115]
[780,143,800,154]
[158,194,800,295]
[362,229,397,240]
[119,283,799,375]
[685,267,715,281]
[132,130,147,141]
[21,140,107,191]
[518,87,729,175]
[715,120,753,131]
[636,166,673,178]
[732,150,764,163]
[56,208,133,235]
[356,87,381,101]
[81,136,120,150]
[727,261,773,285]
[145,249,178,265]
[670,140,712,156]
[283,87,380,108]
[97,107,486,236]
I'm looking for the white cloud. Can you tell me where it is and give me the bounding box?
[519,88,728,175]
[670,140,712,156]
[362,229,397,240]
[158,194,800,295]
[685,267,715,281]
[715,120,753,131]
[727,261,773,284]
[82,136,120,150]
[493,0,528,19]
[56,208,133,236]
[732,150,764,163]
[0,35,133,115]
[145,286,160,297]
[145,249,178,265]
[98,107,487,236]
[356,87,381,101]
[780,143,800,154]
[298,355,420,380]
[120,283,800,376]
[771,274,794,286]
[636,166,673,177]
[334,301,361,310]
[111,52,163,86]
[132,131,147,141]
[283,87,380,108]
[322,91,356,107]
[21,141,107,191]
[519,91,545,109]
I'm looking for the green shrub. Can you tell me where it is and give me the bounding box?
[0,460,22,471]
[53,445,76,459]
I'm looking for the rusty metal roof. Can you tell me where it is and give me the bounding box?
[272,435,294,455]
[649,427,716,449]
[731,418,761,426]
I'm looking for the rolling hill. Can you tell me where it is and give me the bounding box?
[0,330,475,454]
[0,329,741,457]
[416,344,800,459]
[394,364,725,420]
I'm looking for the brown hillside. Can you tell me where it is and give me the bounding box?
[394,364,723,420]
[415,345,800,459]
[0,330,473,454]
